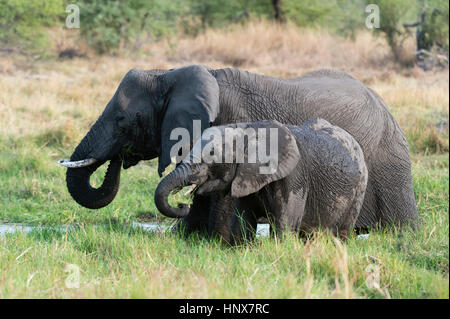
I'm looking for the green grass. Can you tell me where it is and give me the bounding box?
[0,134,448,298]
[0,220,447,298]
[0,136,164,224]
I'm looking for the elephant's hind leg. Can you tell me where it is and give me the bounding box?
[357,132,418,229]
[372,156,418,229]
[338,160,368,236]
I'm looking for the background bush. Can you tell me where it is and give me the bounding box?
[421,0,449,52]
[367,0,448,64]
[0,0,64,53]
[78,0,186,54]
[0,0,448,61]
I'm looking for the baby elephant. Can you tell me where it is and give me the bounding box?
[155,119,368,244]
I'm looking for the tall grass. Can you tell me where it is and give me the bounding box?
[0,209,447,298]
[169,20,392,74]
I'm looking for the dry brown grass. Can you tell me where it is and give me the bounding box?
[166,20,392,77]
[0,21,448,154]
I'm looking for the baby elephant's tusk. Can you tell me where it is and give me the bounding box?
[57,158,97,168]
[184,184,197,196]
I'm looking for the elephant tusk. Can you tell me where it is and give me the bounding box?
[57,158,98,168]
[184,184,197,196]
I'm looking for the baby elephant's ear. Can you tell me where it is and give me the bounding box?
[231,121,300,198]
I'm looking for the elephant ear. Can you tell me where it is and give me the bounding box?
[157,65,220,176]
[231,121,300,198]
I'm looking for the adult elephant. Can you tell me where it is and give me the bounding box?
[59,65,417,230]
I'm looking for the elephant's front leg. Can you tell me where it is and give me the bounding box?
[230,194,262,246]
[172,194,211,235]
[208,192,236,243]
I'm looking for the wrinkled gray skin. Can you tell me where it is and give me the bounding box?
[64,65,417,231]
[155,119,368,243]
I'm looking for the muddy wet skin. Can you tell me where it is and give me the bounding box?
[0,222,271,237]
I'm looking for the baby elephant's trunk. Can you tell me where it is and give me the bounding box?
[154,163,192,218]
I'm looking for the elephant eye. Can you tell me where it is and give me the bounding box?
[116,116,128,130]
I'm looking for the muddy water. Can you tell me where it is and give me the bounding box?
[0,222,270,237]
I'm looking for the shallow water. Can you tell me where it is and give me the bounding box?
[0,224,70,236]
[0,222,271,237]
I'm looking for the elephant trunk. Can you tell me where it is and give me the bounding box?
[65,119,122,209]
[154,163,191,218]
